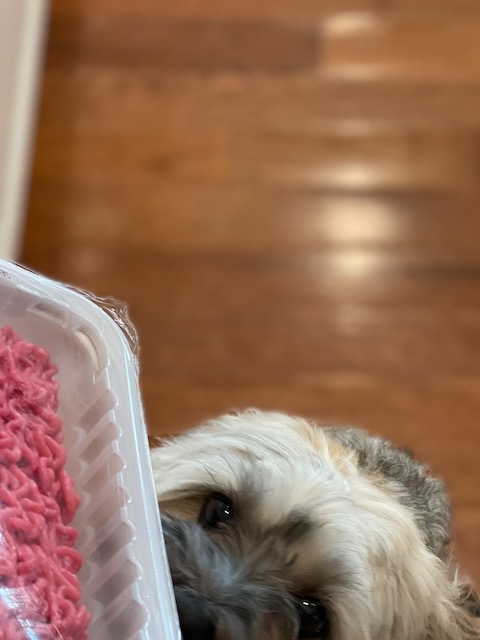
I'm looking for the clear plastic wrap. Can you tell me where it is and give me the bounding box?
[0,260,180,640]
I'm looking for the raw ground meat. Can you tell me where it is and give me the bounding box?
[0,326,90,639]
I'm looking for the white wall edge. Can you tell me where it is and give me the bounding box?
[0,0,51,260]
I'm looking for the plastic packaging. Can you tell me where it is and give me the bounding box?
[0,260,180,640]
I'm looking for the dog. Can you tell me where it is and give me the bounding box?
[150,409,480,640]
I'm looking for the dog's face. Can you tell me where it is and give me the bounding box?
[151,410,479,640]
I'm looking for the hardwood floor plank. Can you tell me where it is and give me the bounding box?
[37,71,480,134]
[31,127,480,193]
[391,0,480,10]
[22,243,480,310]
[47,16,320,73]
[53,0,374,20]
[324,13,480,82]
[23,187,480,263]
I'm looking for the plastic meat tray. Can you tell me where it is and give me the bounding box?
[0,259,180,640]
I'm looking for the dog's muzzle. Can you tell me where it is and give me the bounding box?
[162,514,297,640]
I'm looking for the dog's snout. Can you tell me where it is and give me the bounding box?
[174,586,216,640]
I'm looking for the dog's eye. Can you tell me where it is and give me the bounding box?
[199,493,233,529]
[296,597,328,638]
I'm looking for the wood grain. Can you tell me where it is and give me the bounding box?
[391,0,480,10]
[325,13,480,82]
[22,0,480,585]
[36,72,480,132]
[48,17,320,73]
[53,0,374,20]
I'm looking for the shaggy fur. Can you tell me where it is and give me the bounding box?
[151,410,480,640]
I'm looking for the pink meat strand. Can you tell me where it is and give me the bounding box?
[0,326,91,639]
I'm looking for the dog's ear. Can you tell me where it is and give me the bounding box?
[324,426,452,559]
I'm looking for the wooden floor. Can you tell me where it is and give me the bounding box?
[22,0,480,584]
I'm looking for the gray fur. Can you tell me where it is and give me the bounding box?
[161,514,298,639]
[324,427,451,560]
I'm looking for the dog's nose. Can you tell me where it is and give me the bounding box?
[174,586,216,640]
